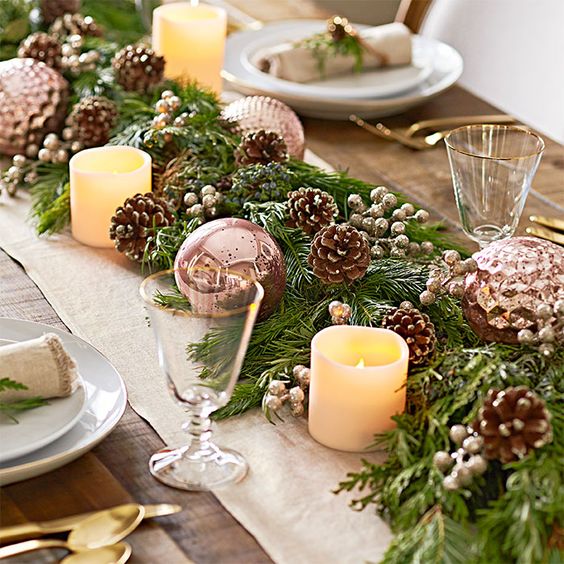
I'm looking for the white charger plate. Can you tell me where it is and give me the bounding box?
[0,342,87,463]
[223,20,464,120]
[0,318,127,485]
[244,24,434,99]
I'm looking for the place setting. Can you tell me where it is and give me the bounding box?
[0,1,562,563]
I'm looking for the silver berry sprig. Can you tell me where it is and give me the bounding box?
[347,186,434,259]
[183,184,223,223]
[419,250,478,306]
[434,423,488,491]
[60,33,100,76]
[0,155,41,198]
[517,299,564,357]
[328,300,351,325]
[262,365,310,420]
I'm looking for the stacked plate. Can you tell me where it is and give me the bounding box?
[0,318,127,485]
[223,20,464,120]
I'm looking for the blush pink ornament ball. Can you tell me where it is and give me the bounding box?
[220,96,305,159]
[462,237,564,343]
[174,218,286,319]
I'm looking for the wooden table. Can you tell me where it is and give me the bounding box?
[1,4,563,563]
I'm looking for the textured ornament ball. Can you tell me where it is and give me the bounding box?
[112,45,165,93]
[220,96,305,159]
[174,218,286,319]
[462,237,564,343]
[0,58,69,156]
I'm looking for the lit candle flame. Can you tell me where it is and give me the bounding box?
[355,357,365,368]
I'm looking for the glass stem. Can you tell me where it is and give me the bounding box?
[183,403,214,456]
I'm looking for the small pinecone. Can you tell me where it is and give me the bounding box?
[476,386,552,464]
[66,96,118,148]
[235,130,288,167]
[110,193,176,262]
[18,33,62,70]
[112,45,165,93]
[40,0,81,24]
[327,16,349,42]
[308,224,370,284]
[287,187,337,234]
[382,303,436,365]
[50,13,102,38]
[216,175,232,192]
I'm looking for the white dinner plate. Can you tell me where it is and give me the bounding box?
[0,342,87,463]
[223,20,464,120]
[0,318,127,485]
[243,24,434,99]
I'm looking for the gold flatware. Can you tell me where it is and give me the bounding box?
[0,503,181,543]
[349,115,428,150]
[0,504,144,558]
[526,226,564,245]
[405,114,516,137]
[529,215,564,232]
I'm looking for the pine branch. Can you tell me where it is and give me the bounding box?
[0,378,48,423]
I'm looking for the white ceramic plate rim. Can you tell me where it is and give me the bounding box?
[0,346,88,462]
[240,23,434,99]
[0,318,127,485]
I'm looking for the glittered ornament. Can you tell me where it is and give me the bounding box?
[462,237,564,344]
[0,58,69,157]
[174,218,286,319]
[220,96,305,159]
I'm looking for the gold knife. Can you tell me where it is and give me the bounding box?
[405,114,516,137]
[529,215,564,233]
[0,503,182,543]
[526,226,564,245]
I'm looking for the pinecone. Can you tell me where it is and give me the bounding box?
[327,16,350,42]
[112,45,165,93]
[308,224,370,284]
[287,187,337,234]
[235,130,288,167]
[40,0,81,24]
[66,96,117,148]
[476,386,552,464]
[110,193,176,262]
[50,13,102,39]
[18,33,62,70]
[382,302,436,365]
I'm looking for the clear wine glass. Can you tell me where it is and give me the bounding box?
[445,124,544,248]
[140,267,263,491]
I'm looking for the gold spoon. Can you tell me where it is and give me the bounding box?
[62,542,132,564]
[0,504,144,559]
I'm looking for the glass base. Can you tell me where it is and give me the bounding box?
[149,443,248,491]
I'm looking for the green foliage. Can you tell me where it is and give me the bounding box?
[0,0,30,59]
[0,378,47,423]
[29,164,70,235]
[82,0,146,45]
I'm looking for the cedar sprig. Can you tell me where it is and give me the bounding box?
[0,378,48,423]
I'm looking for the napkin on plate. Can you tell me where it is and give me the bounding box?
[255,22,412,84]
[0,333,79,401]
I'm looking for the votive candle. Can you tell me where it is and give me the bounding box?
[70,146,152,248]
[152,2,227,93]
[308,326,409,452]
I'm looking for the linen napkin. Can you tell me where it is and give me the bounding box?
[255,22,412,83]
[0,333,79,401]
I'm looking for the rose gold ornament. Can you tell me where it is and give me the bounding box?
[220,96,305,159]
[462,237,564,343]
[0,58,69,156]
[174,218,286,319]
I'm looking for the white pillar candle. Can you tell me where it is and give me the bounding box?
[152,2,227,93]
[70,146,152,248]
[308,326,409,452]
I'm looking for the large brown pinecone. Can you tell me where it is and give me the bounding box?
[18,33,62,70]
[49,13,102,39]
[66,96,117,148]
[110,193,176,262]
[112,45,165,93]
[40,0,80,24]
[382,303,436,365]
[308,224,370,284]
[475,386,552,464]
[235,130,288,167]
[287,187,337,234]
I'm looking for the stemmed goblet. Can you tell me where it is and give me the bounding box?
[140,267,263,491]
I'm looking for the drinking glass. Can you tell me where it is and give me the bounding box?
[140,267,263,490]
[445,124,544,248]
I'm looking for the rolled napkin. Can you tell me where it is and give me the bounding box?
[0,333,79,401]
[255,22,412,84]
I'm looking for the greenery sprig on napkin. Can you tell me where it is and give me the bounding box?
[0,377,47,423]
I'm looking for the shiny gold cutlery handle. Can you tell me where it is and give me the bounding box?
[529,215,564,232]
[406,114,516,137]
[526,226,564,245]
[0,538,68,558]
[0,522,44,544]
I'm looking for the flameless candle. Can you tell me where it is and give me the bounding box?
[70,146,152,248]
[152,2,227,93]
[308,326,409,452]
